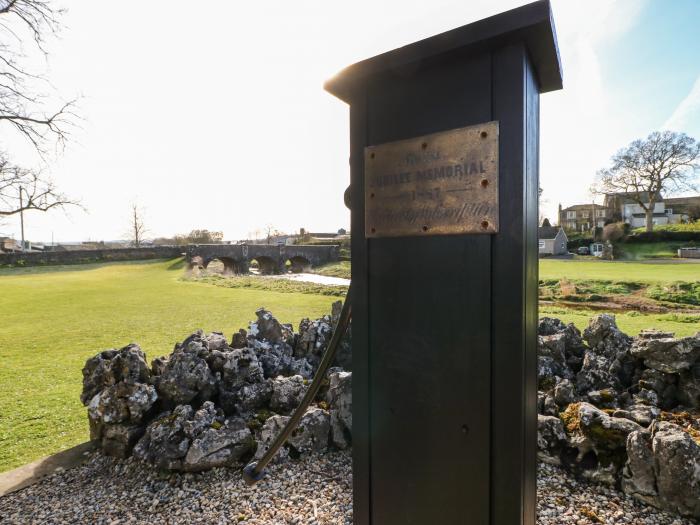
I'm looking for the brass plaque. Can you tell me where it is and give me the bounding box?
[365,121,499,238]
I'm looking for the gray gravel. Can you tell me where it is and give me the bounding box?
[537,463,696,525]
[0,452,696,524]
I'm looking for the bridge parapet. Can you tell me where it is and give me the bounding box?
[184,244,339,274]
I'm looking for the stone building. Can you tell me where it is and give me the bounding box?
[558,203,612,233]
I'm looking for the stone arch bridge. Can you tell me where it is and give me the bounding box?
[184,244,340,275]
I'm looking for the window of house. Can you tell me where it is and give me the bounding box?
[538,240,545,248]
[566,211,576,219]
[596,210,606,217]
[568,222,576,229]
[580,211,589,218]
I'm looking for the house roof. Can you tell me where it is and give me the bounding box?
[606,191,662,205]
[561,203,608,212]
[538,226,561,239]
[664,196,700,209]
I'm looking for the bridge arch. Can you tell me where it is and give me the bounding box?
[286,255,312,273]
[203,256,247,275]
[250,255,280,275]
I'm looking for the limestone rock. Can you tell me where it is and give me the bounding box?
[631,333,700,374]
[205,332,229,352]
[133,405,195,470]
[232,379,273,414]
[81,344,151,405]
[253,340,294,378]
[623,421,700,518]
[288,407,330,454]
[560,402,642,485]
[270,375,306,414]
[250,308,292,344]
[88,382,157,425]
[154,337,217,407]
[554,378,576,407]
[327,371,352,449]
[537,415,567,465]
[231,328,248,349]
[637,368,678,410]
[254,414,290,463]
[133,401,224,471]
[538,332,574,387]
[222,347,264,390]
[184,417,254,471]
[100,423,145,458]
[678,363,700,408]
[583,314,632,357]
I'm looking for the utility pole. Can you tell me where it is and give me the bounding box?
[19,187,25,252]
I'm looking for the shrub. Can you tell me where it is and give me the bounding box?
[602,222,626,242]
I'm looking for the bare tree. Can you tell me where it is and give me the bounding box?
[128,204,147,248]
[593,131,700,232]
[0,154,76,216]
[0,0,78,155]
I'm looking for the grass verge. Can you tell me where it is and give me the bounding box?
[311,260,351,279]
[187,273,348,297]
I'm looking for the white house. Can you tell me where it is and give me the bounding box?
[538,226,568,256]
[604,192,699,228]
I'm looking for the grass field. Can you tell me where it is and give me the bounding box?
[0,258,337,473]
[539,258,699,282]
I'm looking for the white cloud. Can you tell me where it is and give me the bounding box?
[662,75,700,134]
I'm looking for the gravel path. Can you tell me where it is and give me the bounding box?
[0,452,696,524]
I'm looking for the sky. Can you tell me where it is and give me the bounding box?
[1,0,699,243]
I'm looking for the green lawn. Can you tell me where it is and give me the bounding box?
[539,306,699,338]
[540,258,699,283]
[0,259,336,473]
[540,258,699,336]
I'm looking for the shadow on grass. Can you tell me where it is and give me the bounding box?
[166,257,188,271]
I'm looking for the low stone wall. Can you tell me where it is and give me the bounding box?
[0,246,183,267]
[537,315,700,519]
[678,247,700,259]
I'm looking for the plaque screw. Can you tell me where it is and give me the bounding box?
[480,178,489,188]
[370,152,375,159]
[422,225,428,232]
[461,424,470,435]
[421,142,428,149]
[371,227,376,234]
[370,192,375,198]
[480,131,488,138]
[481,220,489,229]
